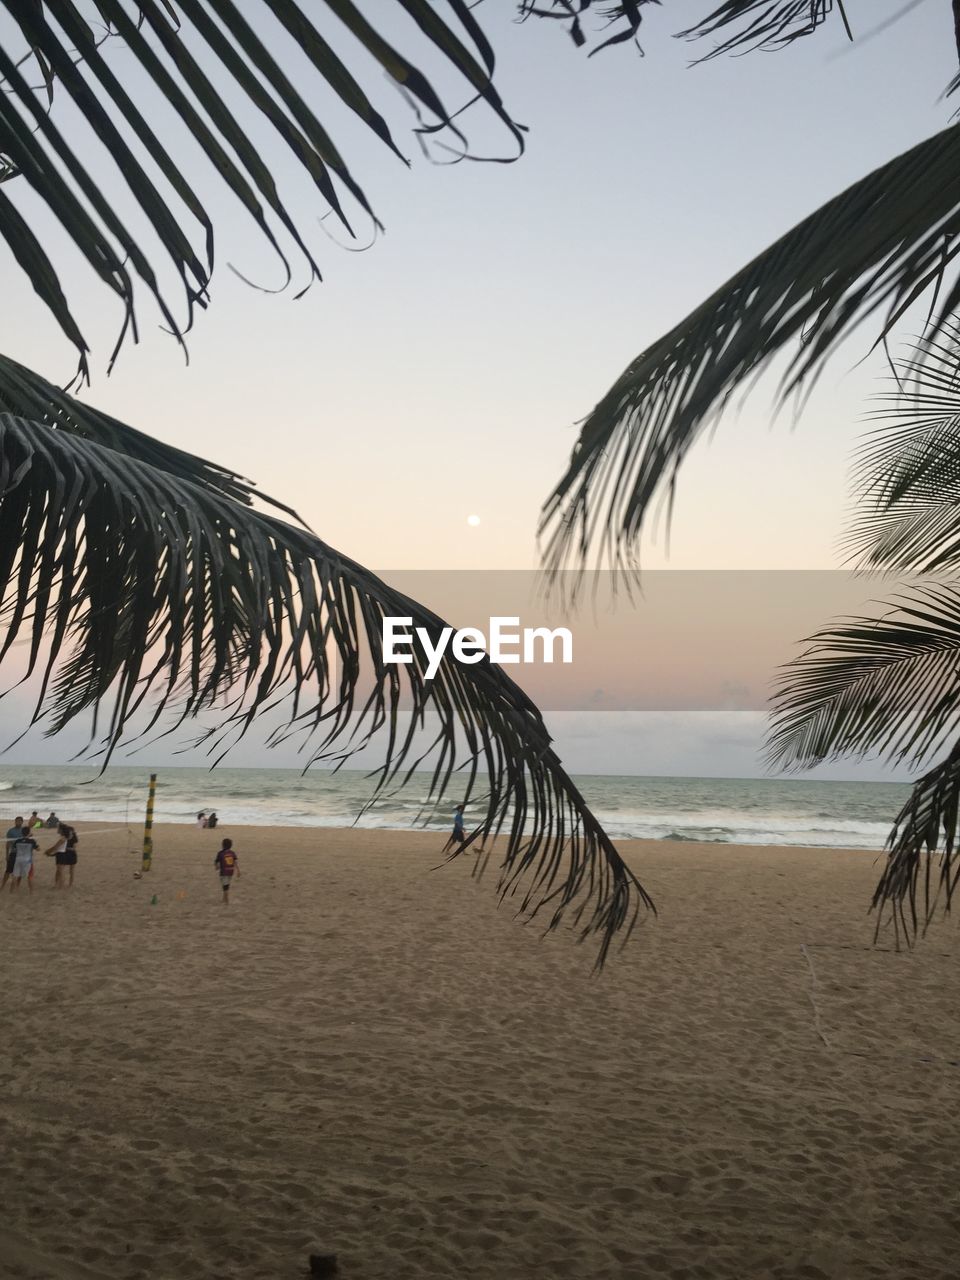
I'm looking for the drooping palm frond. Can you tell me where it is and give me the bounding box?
[846,320,960,572]
[872,740,960,944]
[766,584,960,771]
[0,1,523,378]
[0,351,304,516]
[516,1,654,54]
[676,1,851,57]
[765,580,960,941]
[515,1,850,56]
[766,316,960,940]
[539,122,960,575]
[0,378,651,966]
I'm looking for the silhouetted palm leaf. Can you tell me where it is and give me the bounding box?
[0,350,315,529]
[0,1,523,378]
[766,584,960,770]
[765,578,960,941]
[517,1,849,56]
[763,312,960,941]
[516,0,651,54]
[539,122,960,574]
[0,373,651,966]
[872,741,960,944]
[765,311,960,940]
[766,573,960,943]
[847,320,960,572]
[677,1,851,56]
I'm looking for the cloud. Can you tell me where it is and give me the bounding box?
[0,680,913,783]
[543,711,912,782]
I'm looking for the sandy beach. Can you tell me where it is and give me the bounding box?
[1,823,959,1280]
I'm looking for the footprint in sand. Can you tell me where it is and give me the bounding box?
[651,1173,692,1195]
[609,1185,641,1204]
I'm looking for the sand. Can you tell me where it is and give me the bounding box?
[1,822,959,1280]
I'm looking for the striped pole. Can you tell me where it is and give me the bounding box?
[142,773,156,873]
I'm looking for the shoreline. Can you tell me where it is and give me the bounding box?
[24,819,895,855]
[0,765,908,850]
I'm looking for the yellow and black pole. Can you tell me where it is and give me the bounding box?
[142,773,156,873]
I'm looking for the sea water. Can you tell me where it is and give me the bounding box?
[0,765,910,850]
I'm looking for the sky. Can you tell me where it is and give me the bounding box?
[0,0,954,778]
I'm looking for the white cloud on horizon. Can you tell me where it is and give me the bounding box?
[0,692,914,785]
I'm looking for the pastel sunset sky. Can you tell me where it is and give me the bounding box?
[1,2,951,777]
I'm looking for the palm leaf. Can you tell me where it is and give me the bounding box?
[766,579,960,943]
[517,1,849,55]
[0,1,523,377]
[766,583,960,771]
[516,1,652,54]
[0,377,651,966]
[0,351,306,519]
[846,320,960,572]
[676,1,851,56]
[872,741,960,945]
[539,121,960,574]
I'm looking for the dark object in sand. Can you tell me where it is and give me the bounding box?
[308,1253,338,1276]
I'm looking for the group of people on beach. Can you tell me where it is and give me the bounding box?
[3,804,461,902]
[3,814,78,893]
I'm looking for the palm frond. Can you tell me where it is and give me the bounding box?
[677,1,851,57]
[872,741,960,945]
[539,122,960,574]
[516,1,850,56]
[0,351,305,516]
[846,320,960,572]
[0,383,651,967]
[0,1,523,377]
[766,584,960,771]
[516,1,653,55]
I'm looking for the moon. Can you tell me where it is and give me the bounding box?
[466,514,481,527]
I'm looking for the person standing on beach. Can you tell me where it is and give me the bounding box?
[9,827,38,893]
[197,811,208,828]
[44,822,79,888]
[28,811,42,830]
[214,838,239,905]
[3,817,24,891]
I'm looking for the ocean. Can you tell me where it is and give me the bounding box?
[0,765,911,850]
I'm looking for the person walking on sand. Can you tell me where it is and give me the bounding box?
[443,804,466,853]
[3,817,24,891]
[44,822,79,888]
[10,827,38,893]
[214,838,239,905]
